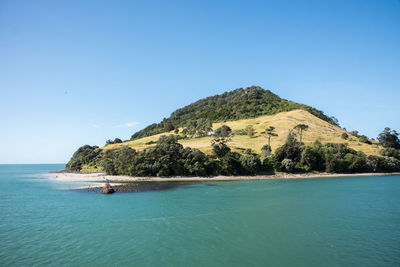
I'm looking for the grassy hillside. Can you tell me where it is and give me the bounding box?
[130,86,338,140]
[103,109,381,156]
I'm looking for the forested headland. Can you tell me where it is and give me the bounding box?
[66,86,400,176]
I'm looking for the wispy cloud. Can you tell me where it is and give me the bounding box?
[114,121,139,128]
[92,124,101,128]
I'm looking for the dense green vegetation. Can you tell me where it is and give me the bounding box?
[181,118,212,138]
[378,127,400,149]
[359,135,372,144]
[101,135,214,176]
[66,145,100,171]
[214,125,232,137]
[105,138,123,145]
[102,135,213,176]
[67,127,400,176]
[130,86,338,140]
[268,128,400,173]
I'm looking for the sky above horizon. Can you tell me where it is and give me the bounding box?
[1,0,399,164]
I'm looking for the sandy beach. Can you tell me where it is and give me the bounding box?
[43,171,400,185]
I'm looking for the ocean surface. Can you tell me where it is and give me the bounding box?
[0,164,399,266]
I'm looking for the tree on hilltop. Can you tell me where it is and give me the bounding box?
[294,124,309,145]
[106,138,123,145]
[262,126,278,156]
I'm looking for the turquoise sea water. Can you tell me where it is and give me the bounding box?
[0,164,399,266]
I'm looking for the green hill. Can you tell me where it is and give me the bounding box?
[67,86,399,175]
[130,86,338,140]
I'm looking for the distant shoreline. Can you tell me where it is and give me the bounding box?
[44,170,400,184]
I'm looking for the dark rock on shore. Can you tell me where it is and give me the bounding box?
[79,182,200,194]
[101,188,115,194]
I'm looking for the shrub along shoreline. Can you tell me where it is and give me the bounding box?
[66,127,400,177]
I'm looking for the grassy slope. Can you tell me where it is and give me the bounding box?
[103,109,381,156]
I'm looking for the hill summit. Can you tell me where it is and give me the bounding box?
[130,86,338,140]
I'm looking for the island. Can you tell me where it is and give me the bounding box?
[65,86,400,182]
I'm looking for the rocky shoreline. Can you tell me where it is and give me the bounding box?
[79,182,199,194]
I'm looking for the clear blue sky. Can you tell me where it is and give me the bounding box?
[0,0,399,164]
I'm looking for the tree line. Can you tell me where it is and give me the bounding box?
[67,127,400,176]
